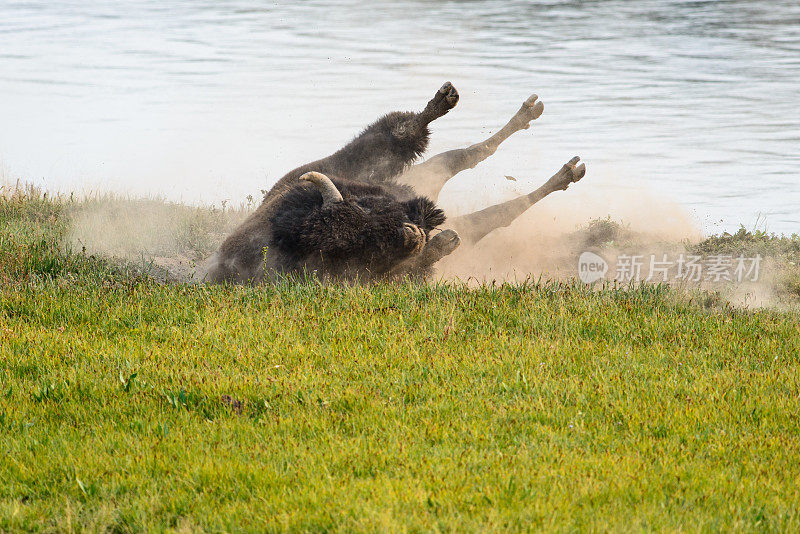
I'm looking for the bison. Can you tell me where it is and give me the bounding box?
[197,82,586,284]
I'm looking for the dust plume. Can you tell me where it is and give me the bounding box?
[437,177,701,281]
[434,177,796,309]
[63,179,796,309]
[68,195,252,282]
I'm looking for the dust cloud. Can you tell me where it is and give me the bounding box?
[64,175,787,308]
[437,173,701,282]
[433,175,786,308]
[68,195,250,283]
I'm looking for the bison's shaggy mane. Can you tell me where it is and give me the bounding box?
[269,178,445,271]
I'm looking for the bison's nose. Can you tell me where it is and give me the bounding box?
[402,223,427,254]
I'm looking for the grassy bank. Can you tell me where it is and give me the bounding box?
[2,187,800,531]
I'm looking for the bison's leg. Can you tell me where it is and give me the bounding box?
[387,229,461,279]
[338,81,458,183]
[337,81,459,184]
[343,81,459,183]
[267,83,459,195]
[449,157,586,246]
[398,94,544,201]
[417,81,461,126]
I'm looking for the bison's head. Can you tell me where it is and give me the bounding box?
[270,172,446,277]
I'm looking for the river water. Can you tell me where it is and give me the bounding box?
[2,0,799,234]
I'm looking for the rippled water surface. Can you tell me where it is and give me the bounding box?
[2,0,799,233]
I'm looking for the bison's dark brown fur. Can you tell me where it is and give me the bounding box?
[198,83,586,284]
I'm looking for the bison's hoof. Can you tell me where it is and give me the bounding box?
[512,94,544,128]
[549,156,587,191]
[422,82,460,122]
[429,81,459,115]
[438,81,460,107]
[426,229,461,259]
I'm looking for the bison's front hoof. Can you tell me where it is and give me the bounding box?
[438,81,460,108]
[425,229,461,260]
[425,82,459,118]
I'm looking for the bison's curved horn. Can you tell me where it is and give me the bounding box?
[300,172,343,205]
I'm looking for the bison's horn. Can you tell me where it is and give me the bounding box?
[300,172,343,205]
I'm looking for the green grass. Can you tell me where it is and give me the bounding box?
[2,187,800,532]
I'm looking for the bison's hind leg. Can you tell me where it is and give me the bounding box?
[449,157,586,246]
[398,94,545,201]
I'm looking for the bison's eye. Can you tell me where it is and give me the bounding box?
[350,200,374,215]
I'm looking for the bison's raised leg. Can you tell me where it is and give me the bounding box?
[339,82,458,183]
[344,81,458,183]
[322,82,458,185]
[387,229,461,280]
[417,81,461,126]
[267,83,459,195]
[398,94,544,201]
[449,157,586,246]
[339,81,458,184]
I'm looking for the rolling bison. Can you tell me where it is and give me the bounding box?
[198,82,586,284]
